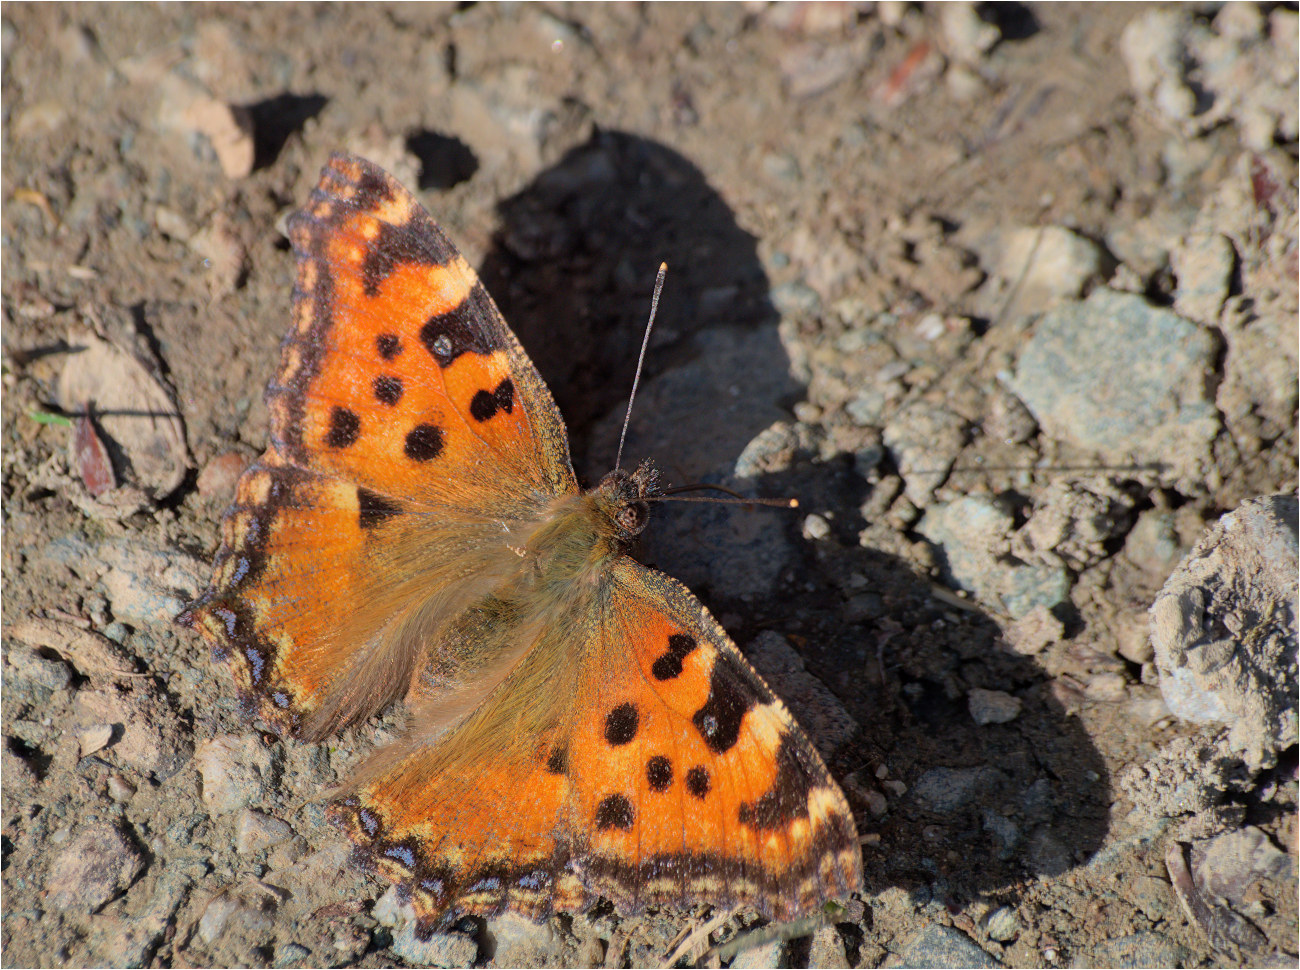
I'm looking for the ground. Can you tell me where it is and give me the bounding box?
[2,3,1297,968]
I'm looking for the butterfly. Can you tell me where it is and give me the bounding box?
[179,153,862,937]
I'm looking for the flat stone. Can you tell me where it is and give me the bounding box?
[886,924,999,968]
[968,688,1022,725]
[195,735,276,815]
[996,225,1104,315]
[97,538,207,628]
[917,496,1070,619]
[882,402,966,507]
[44,823,145,914]
[912,766,1007,813]
[236,810,294,855]
[1007,287,1220,488]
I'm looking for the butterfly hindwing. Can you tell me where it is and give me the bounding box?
[329,555,862,931]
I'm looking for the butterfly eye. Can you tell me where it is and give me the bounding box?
[615,502,648,538]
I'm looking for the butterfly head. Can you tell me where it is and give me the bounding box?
[593,459,660,548]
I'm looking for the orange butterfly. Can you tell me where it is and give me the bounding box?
[180,154,862,935]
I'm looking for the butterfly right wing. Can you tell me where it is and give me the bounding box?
[180,155,578,738]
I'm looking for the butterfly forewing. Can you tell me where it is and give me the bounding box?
[182,154,577,734]
[274,154,576,507]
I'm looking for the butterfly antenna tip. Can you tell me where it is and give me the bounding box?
[615,262,668,473]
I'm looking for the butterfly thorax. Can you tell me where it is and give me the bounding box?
[520,460,658,600]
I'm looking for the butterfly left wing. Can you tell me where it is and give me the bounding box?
[331,556,862,932]
[181,154,580,739]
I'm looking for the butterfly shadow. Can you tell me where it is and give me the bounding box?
[478,130,1111,926]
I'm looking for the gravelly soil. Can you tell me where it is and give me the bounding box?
[2,4,1296,968]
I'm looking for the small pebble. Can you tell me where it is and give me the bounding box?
[180,97,255,178]
[273,943,312,967]
[236,810,294,855]
[78,724,114,758]
[197,452,250,499]
[802,514,831,540]
[792,400,823,423]
[864,788,888,817]
[968,688,1023,725]
[106,774,136,803]
[1085,671,1129,703]
[985,906,1020,942]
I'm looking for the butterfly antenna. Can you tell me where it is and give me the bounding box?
[649,482,798,509]
[615,262,668,473]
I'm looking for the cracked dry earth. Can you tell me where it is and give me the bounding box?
[2,3,1297,969]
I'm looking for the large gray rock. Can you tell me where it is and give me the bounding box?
[916,495,1070,619]
[1150,495,1298,769]
[1007,288,1220,489]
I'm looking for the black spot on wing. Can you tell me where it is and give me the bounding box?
[357,487,402,530]
[404,424,444,461]
[692,659,756,755]
[470,378,515,422]
[376,333,402,360]
[686,765,711,799]
[419,284,503,367]
[646,756,673,792]
[373,375,403,405]
[605,703,639,746]
[327,407,360,448]
[595,794,634,831]
[352,168,396,210]
[546,746,568,774]
[737,738,813,830]
[651,633,698,681]
[359,212,449,298]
